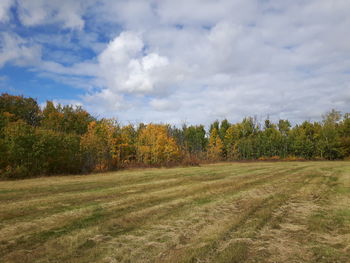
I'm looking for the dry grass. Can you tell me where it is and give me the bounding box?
[0,162,349,263]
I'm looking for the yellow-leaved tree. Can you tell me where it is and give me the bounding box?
[208,128,224,161]
[136,124,181,166]
[225,125,240,160]
[114,124,137,167]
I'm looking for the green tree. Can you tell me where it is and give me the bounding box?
[317,110,344,159]
[33,129,81,174]
[278,119,291,157]
[183,125,207,154]
[42,101,94,134]
[290,122,320,159]
[258,124,282,157]
[340,113,350,157]
[3,120,37,177]
[0,93,41,126]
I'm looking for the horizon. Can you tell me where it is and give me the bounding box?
[2,92,346,129]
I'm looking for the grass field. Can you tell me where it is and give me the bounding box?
[0,162,349,263]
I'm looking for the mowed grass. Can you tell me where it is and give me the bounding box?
[0,162,349,263]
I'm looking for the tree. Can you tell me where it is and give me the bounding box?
[114,124,137,166]
[258,124,282,157]
[278,119,291,135]
[0,93,41,126]
[241,117,257,137]
[3,120,37,177]
[207,128,224,161]
[219,119,231,140]
[290,122,320,159]
[322,109,341,125]
[264,119,273,130]
[183,125,207,154]
[317,110,344,159]
[41,101,64,132]
[42,101,94,134]
[340,113,350,157]
[209,120,220,134]
[278,119,291,157]
[231,117,258,159]
[80,120,116,172]
[169,125,186,151]
[2,92,350,177]
[236,137,256,159]
[136,124,181,166]
[33,129,81,175]
[225,125,240,160]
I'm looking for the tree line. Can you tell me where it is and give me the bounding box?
[0,93,349,178]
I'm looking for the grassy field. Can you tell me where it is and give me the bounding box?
[0,162,349,263]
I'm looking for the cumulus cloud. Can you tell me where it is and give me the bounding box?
[1,0,350,125]
[97,31,181,94]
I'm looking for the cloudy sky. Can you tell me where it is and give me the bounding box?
[0,0,349,125]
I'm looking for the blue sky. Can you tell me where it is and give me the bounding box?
[0,0,350,125]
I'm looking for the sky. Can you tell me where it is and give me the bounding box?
[0,0,349,126]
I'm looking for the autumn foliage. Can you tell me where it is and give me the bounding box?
[1,93,350,178]
[136,124,181,166]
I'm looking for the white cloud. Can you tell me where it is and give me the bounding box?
[0,0,14,22]
[97,32,179,94]
[0,33,41,67]
[83,89,126,117]
[149,98,179,112]
[1,0,350,125]
[17,0,86,29]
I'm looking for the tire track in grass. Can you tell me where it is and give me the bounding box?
[0,164,288,237]
[0,165,278,223]
[0,163,273,203]
[107,174,309,263]
[0,164,264,201]
[246,170,338,262]
[47,167,310,263]
[204,169,336,263]
[160,170,312,263]
[0,166,282,251]
[0,166,304,261]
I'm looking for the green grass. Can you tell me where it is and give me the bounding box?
[216,241,249,263]
[0,161,349,263]
[311,244,344,263]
